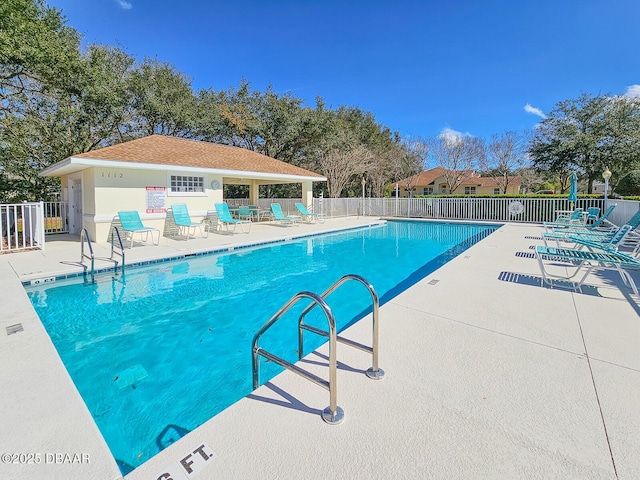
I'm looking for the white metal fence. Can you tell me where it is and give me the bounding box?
[236,197,640,224]
[0,202,45,252]
[43,201,69,234]
[303,197,604,224]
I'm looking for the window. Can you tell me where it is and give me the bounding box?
[169,175,204,194]
[423,187,433,195]
[493,188,501,195]
[464,186,477,195]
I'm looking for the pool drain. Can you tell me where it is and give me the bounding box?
[6,323,24,335]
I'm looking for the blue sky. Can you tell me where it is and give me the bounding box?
[49,0,640,140]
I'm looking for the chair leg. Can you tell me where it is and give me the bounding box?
[617,266,639,295]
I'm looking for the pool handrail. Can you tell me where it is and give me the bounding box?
[80,228,95,282]
[252,291,344,425]
[110,226,125,273]
[297,274,385,380]
[80,227,125,284]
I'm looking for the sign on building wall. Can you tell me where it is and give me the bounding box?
[146,187,167,213]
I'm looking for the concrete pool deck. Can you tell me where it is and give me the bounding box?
[0,218,638,479]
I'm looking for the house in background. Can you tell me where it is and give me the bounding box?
[592,181,610,195]
[40,135,326,241]
[394,167,521,197]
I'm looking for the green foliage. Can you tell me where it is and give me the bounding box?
[615,170,640,196]
[0,0,81,104]
[529,93,640,193]
[128,58,195,137]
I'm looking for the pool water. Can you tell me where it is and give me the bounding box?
[26,220,498,473]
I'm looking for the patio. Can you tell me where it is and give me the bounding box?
[0,219,638,479]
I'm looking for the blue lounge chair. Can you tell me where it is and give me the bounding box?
[536,225,640,295]
[543,209,584,229]
[170,204,207,240]
[542,205,635,248]
[544,204,617,233]
[295,203,325,223]
[568,224,638,254]
[270,203,300,226]
[117,211,160,248]
[214,203,251,233]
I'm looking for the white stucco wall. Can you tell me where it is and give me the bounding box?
[86,167,223,241]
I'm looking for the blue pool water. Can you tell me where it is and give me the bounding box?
[26,220,498,473]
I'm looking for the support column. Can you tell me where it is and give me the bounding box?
[302,181,313,208]
[249,180,260,206]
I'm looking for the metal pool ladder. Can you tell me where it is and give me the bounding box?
[251,274,384,425]
[80,227,125,283]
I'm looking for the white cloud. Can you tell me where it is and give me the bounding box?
[117,0,132,10]
[524,103,547,119]
[439,127,463,144]
[625,84,640,98]
[438,127,471,146]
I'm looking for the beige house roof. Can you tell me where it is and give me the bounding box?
[41,135,326,182]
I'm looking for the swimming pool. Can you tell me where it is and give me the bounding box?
[26,220,498,473]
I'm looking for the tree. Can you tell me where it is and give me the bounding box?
[529,93,640,193]
[318,122,374,198]
[0,44,135,201]
[391,138,428,197]
[128,58,196,137]
[615,170,640,196]
[0,0,81,110]
[481,131,528,193]
[427,132,484,193]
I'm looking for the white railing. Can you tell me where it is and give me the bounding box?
[43,201,69,234]
[306,197,604,224]
[258,198,302,216]
[222,196,638,225]
[1,202,46,252]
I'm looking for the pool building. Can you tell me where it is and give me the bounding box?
[39,135,326,241]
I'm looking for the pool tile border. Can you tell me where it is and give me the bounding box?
[22,221,388,287]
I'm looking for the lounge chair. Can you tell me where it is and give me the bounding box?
[536,224,640,295]
[542,205,636,248]
[270,203,300,226]
[544,204,617,233]
[202,210,220,233]
[295,203,325,223]
[117,211,160,248]
[170,204,208,240]
[214,203,251,233]
[568,224,639,255]
[543,209,584,230]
